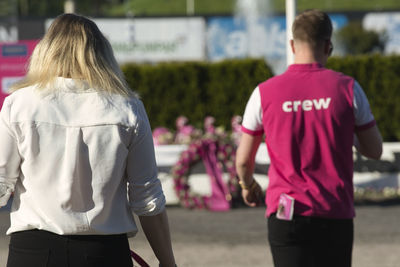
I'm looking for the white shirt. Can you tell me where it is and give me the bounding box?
[0,78,165,235]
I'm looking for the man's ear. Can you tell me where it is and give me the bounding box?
[325,39,333,56]
[290,39,295,54]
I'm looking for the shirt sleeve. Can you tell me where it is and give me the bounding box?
[353,81,376,131]
[126,99,166,216]
[0,98,20,207]
[241,86,264,136]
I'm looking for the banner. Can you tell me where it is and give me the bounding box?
[0,40,38,108]
[45,18,206,63]
[207,14,348,74]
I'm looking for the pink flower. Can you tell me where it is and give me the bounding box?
[153,127,173,146]
[231,115,243,146]
[204,116,216,135]
[231,115,242,133]
[176,116,189,129]
[175,116,197,144]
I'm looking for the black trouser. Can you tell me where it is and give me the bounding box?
[7,229,133,267]
[268,213,354,267]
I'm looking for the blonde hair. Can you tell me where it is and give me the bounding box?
[12,13,134,97]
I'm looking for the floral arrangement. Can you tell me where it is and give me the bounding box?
[152,115,242,146]
[157,116,400,209]
[155,115,242,210]
[171,137,238,210]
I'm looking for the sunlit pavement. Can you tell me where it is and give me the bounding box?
[1,204,400,267]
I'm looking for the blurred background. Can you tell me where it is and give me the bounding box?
[1,0,400,205]
[1,1,400,266]
[0,0,398,73]
[2,0,400,131]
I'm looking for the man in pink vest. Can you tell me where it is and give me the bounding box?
[236,9,382,267]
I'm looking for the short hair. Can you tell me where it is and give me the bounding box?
[12,13,134,97]
[292,9,332,49]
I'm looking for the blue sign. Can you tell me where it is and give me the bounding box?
[207,14,348,74]
[2,44,28,57]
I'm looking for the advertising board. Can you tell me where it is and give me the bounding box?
[207,14,348,74]
[0,40,38,108]
[45,18,206,63]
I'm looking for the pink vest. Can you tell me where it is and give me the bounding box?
[260,63,355,219]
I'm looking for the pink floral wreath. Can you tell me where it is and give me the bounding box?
[171,137,238,210]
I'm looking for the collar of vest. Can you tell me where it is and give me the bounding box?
[288,63,324,72]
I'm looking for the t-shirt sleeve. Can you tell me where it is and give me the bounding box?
[241,86,264,136]
[353,81,376,131]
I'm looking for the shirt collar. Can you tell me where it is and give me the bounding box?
[54,77,94,93]
[287,63,324,72]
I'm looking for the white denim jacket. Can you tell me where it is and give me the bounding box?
[0,77,165,235]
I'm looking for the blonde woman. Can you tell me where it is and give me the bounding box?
[0,14,176,267]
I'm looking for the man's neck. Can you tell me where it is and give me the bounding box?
[292,41,327,66]
[294,53,325,66]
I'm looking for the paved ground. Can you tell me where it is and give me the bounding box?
[1,204,400,267]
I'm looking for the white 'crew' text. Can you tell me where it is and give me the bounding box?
[282,97,331,112]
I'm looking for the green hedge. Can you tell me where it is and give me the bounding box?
[327,55,400,141]
[122,59,273,130]
[122,56,400,141]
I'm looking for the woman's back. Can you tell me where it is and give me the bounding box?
[3,77,163,235]
[1,13,176,267]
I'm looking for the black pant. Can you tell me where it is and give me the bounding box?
[268,214,353,267]
[7,229,133,267]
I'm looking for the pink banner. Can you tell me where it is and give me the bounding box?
[0,40,39,108]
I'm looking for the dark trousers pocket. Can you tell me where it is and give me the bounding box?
[7,245,49,267]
